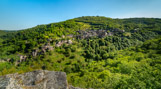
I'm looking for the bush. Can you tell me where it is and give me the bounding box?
[64,66,72,74]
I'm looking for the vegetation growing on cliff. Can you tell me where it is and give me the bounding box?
[0,16,161,89]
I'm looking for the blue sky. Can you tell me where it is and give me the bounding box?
[0,0,161,30]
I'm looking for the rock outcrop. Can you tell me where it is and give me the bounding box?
[31,43,54,57]
[0,70,84,89]
[76,30,113,39]
[76,29,125,39]
[41,43,54,53]
[32,49,39,57]
[55,40,73,47]
[15,55,28,66]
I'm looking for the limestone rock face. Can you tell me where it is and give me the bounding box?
[76,30,110,39]
[55,40,73,47]
[0,70,68,89]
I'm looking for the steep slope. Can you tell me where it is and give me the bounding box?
[0,16,161,89]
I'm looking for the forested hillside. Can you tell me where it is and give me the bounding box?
[0,16,161,89]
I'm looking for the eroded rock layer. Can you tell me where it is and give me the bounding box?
[0,70,77,89]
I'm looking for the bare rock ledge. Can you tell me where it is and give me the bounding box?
[0,70,85,89]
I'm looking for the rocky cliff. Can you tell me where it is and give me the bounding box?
[0,70,84,89]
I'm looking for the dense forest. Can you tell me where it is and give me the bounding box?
[0,16,161,89]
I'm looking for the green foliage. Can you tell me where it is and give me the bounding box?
[0,16,161,89]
